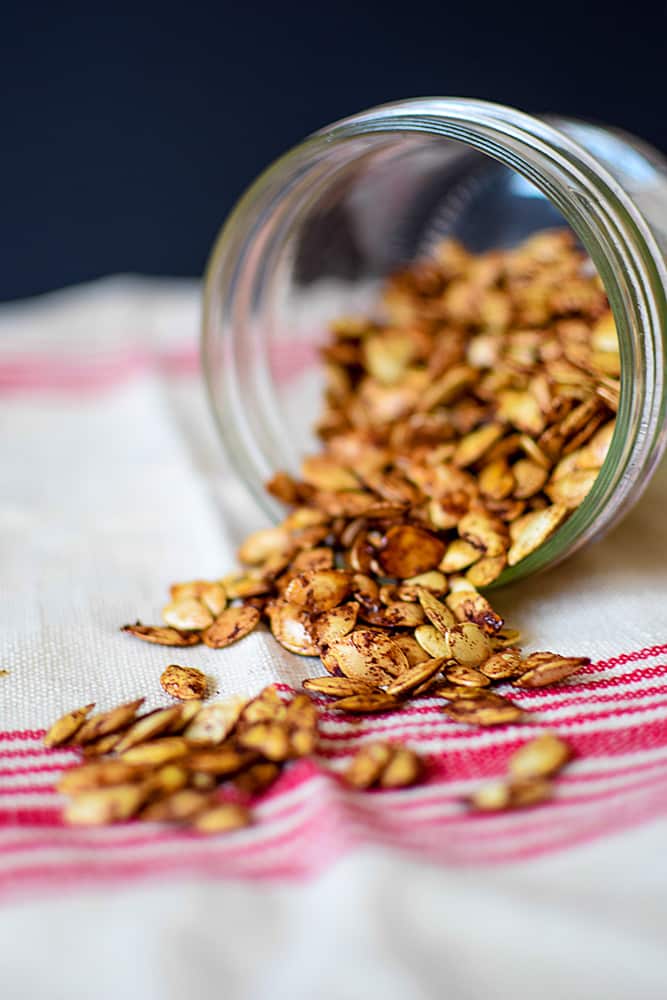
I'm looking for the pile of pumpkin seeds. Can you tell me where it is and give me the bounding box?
[122,229,605,723]
[48,229,613,828]
[44,687,431,830]
[45,691,573,827]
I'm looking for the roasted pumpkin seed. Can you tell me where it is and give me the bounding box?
[202,606,261,649]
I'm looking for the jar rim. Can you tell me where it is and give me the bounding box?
[202,98,667,584]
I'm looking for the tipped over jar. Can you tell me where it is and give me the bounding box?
[202,98,667,585]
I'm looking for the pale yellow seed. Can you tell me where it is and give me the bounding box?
[508,732,572,780]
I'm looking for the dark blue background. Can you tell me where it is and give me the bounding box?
[2,2,664,301]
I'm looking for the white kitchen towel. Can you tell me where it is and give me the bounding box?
[1,278,666,999]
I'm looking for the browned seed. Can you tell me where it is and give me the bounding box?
[429,682,500,702]
[445,590,504,635]
[507,504,568,565]
[365,502,412,521]
[550,449,585,483]
[478,648,523,680]
[492,627,523,649]
[282,506,331,532]
[457,511,508,559]
[189,772,218,792]
[120,737,191,767]
[518,434,552,469]
[595,382,619,412]
[417,363,478,411]
[289,727,318,757]
[75,699,145,745]
[414,624,450,659]
[377,524,446,578]
[562,414,608,453]
[428,497,469,531]
[545,468,598,508]
[466,778,553,812]
[43,703,95,748]
[358,600,425,629]
[237,526,291,565]
[313,490,378,519]
[241,686,286,724]
[343,742,395,788]
[321,629,409,686]
[507,778,554,808]
[312,601,359,648]
[160,665,208,701]
[266,601,319,656]
[485,497,526,524]
[202,606,261,649]
[63,784,148,826]
[82,732,125,758]
[444,698,524,727]
[379,747,424,789]
[478,459,515,501]
[509,732,572,780]
[284,693,319,731]
[392,633,431,667]
[454,423,505,468]
[233,762,282,795]
[483,430,522,464]
[56,760,143,795]
[259,551,293,582]
[466,780,513,812]
[439,539,483,573]
[512,458,549,499]
[465,554,506,587]
[445,664,490,688]
[513,651,589,688]
[445,622,493,668]
[386,657,447,698]
[220,573,271,599]
[283,569,353,612]
[141,788,212,823]
[162,597,214,631]
[114,705,185,752]
[330,692,400,714]
[416,587,456,633]
[187,745,258,776]
[401,570,448,596]
[496,389,546,436]
[192,802,251,835]
[303,676,376,698]
[237,722,291,762]
[167,699,204,734]
[362,468,423,505]
[362,329,416,383]
[142,763,190,799]
[301,454,359,491]
[169,580,227,617]
[536,424,566,463]
[582,419,615,466]
[350,572,380,606]
[289,547,335,574]
[559,396,603,439]
[121,623,202,647]
[183,697,247,746]
[339,516,368,550]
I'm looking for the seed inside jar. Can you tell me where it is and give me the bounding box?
[119,230,597,732]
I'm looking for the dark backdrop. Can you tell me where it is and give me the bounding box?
[2,1,665,301]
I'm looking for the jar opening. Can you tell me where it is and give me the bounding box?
[203,99,667,584]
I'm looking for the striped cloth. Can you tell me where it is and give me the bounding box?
[1,278,667,999]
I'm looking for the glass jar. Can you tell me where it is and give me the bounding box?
[202,98,667,585]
